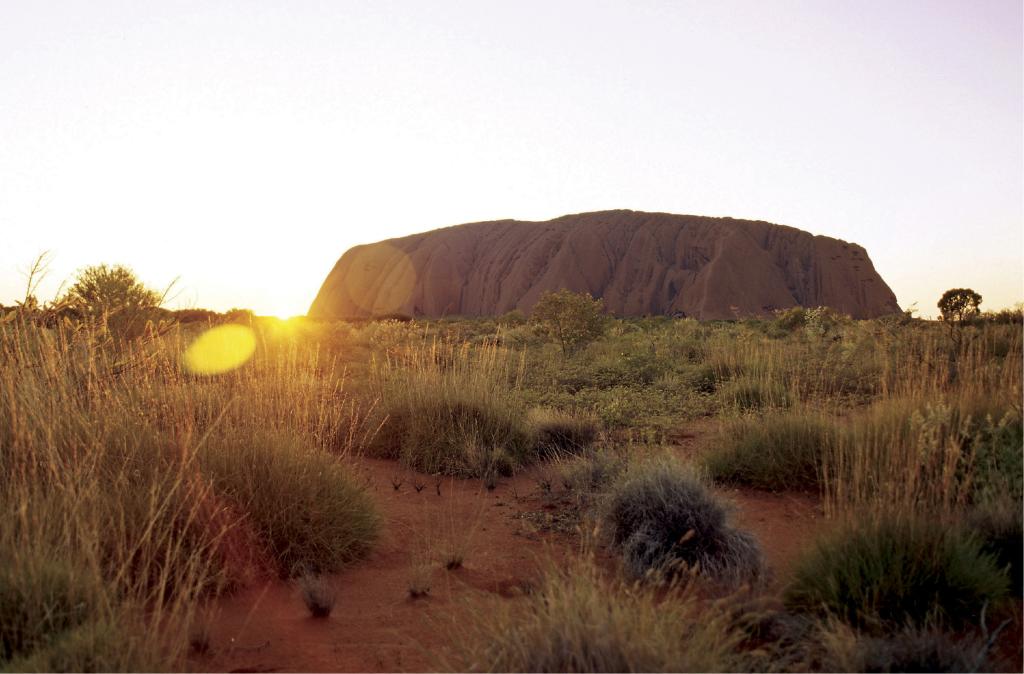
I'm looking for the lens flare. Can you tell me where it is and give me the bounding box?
[183,324,256,375]
[343,243,417,315]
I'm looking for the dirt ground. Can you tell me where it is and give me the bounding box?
[192,458,581,672]
[190,433,827,673]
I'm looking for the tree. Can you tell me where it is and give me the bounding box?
[530,289,608,356]
[63,264,163,336]
[65,264,160,316]
[937,288,982,324]
[937,288,982,381]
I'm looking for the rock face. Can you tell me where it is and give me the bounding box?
[308,210,901,320]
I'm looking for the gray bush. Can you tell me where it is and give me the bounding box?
[605,457,763,583]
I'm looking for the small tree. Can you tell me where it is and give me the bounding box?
[65,264,161,316]
[937,288,982,380]
[938,288,982,324]
[63,264,163,337]
[530,289,608,356]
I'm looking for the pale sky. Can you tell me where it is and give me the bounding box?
[1,0,1021,317]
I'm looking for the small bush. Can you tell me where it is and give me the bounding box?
[586,351,668,388]
[982,304,1024,326]
[530,289,608,357]
[605,457,763,583]
[450,556,755,672]
[970,409,1024,502]
[704,412,835,490]
[528,408,600,457]
[61,263,165,339]
[201,430,379,576]
[785,515,1008,630]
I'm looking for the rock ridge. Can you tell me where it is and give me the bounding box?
[308,210,901,320]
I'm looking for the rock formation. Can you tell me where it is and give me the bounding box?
[308,210,900,320]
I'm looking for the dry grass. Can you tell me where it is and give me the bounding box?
[365,338,535,477]
[809,618,993,673]
[704,410,835,490]
[449,555,763,672]
[0,318,378,669]
[527,407,601,457]
[822,393,1022,520]
[2,309,1020,670]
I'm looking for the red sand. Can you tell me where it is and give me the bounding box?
[191,449,826,673]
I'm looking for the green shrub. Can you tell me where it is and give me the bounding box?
[803,306,850,339]
[705,412,835,490]
[970,409,1024,502]
[497,309,527,326]
[572,384,697,437]
[785,516,1008,630]
[61,263,165,340]
[605,457,763,582]
[530,289,608,357]
[586,351,667,388]
[201,430,379,576]
[450,556,754,672]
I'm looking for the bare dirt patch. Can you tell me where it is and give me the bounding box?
[191,458,575,673]
[193,426,828,672]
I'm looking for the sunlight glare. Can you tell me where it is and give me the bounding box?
[183,324,257,375]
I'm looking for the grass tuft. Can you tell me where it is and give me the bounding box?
[298,574,336,618]
[449,555,758,672]
[367,340,535,476]
[720,375,791,411]
[785,515,1008,630]
[201,430,379,576]
[605,457,763,583]
[811,619,992,673]
[527,408,600,457]
[704,411,835,490]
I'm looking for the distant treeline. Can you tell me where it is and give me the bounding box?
[0,302,257,325]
